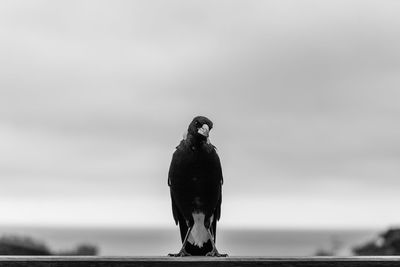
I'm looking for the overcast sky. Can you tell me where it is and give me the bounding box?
[1,0,400,229]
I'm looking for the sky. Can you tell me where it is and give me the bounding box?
[1,0,400,229]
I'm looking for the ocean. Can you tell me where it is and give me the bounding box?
[0,226,377,256]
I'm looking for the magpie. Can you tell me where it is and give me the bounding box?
[168,116,226,257]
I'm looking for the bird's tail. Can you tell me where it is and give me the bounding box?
[185,212,213,255]
[187,212,209,247]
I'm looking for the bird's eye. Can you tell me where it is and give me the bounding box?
[195,121,201,127]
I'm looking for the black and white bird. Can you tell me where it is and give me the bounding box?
[168,116,226,257]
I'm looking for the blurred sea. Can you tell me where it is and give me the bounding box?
[0,226,377,256]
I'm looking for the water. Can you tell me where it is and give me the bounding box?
[0,226,377,256]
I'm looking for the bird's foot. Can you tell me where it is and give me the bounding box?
[205,249,228,257]
[168,249,191,257]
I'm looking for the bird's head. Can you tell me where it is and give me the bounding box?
[187,116,213,141]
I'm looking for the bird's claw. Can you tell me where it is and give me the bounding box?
[205,249,228,257]
[168,249,191,257]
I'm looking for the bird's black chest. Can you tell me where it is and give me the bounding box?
[181,150,213,183]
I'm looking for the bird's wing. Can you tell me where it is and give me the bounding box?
[168,148,191,244]
[170,191,180,225]
[212,150,223,221]
[168,149,180,224]
[210,149,223,243]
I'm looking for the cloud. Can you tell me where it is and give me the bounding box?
[1,0,400,227]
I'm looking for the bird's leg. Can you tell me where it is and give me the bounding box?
[205,228,228,257]
[168,226,193,257]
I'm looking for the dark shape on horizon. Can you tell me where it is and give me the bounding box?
[0,235,98,256]
[168,116,226,257]
[0,236,51,255]
[353,228,400,255]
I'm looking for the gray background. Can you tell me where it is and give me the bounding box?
[1,0,400,229]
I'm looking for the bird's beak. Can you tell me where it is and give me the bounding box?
[198,124,210,137]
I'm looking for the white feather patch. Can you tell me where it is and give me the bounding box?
[188,212,210,248]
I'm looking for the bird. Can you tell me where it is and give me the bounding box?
[168,116,226,257]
